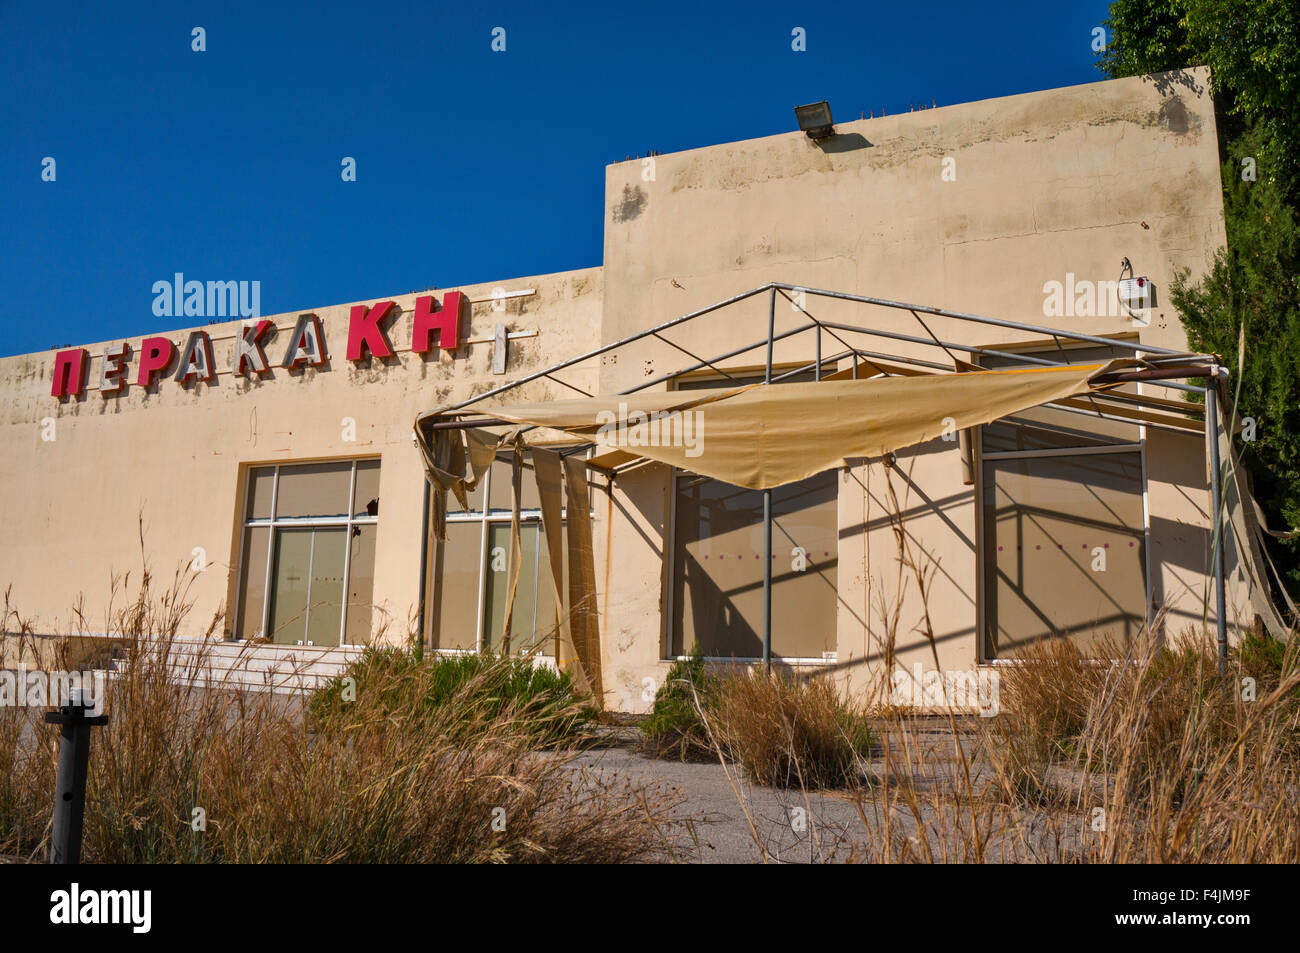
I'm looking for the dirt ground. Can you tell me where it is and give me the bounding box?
[571,722,1094,863]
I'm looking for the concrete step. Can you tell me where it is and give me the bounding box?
[103,668,339,696]
[108,637,365,696]
[160,637,365,660]
[139,647,361,674]
[105,662,346,696]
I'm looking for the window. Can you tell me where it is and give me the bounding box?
[979,343,1148,659]
[670,472,838,659]
[427,452,562,656]
[667,368,839,660]
[234,459,380,647]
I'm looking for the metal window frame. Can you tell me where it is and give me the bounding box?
[974,341,1157,663]
[975,436,1150,664]
[664,360,840,663]
[432,450,563,655]
[238,459,380,648]
[665,465,841,664]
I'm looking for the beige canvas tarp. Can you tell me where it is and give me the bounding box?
[418,360,1139,493]
[532,448,598,696]
[563,454,603,700]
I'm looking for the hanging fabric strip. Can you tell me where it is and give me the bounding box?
[417,425,503,541]
[498,440,524,654]
[532,448,591,693]
[563,454,603,704]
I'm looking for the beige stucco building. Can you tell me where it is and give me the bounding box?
[2,68,1257,711]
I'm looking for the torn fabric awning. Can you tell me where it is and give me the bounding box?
[416,359,1148,493]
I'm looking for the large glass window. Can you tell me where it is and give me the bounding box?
[665,368,839,660]
[979,343,1148,659]
[670,472,838,659]
[234,459,380,647]
[427,453,563,656]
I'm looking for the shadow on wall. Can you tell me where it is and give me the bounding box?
[611,184,647,224]
[814,133,872,155]
[1143,427,1224,610]
[1141,68,1206,100]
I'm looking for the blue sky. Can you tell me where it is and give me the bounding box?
[1,0,1111,356]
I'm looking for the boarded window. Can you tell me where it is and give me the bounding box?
[982,452,1146,657]
[429,521,482,651]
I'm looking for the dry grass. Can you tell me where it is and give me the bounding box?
[1,554,680,863]
[1062,629,1300,862]
[708,670,872,789]
[699,627,1300,863]
[0,587,58,858]
[695,457,1300,864]
[7,492,1299,864]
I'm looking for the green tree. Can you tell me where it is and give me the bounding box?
[1172,128,1300,591]
[1100,0,1300,599]
[1101,0,1300,188]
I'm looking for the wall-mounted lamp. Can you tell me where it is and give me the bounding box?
[795,101,835,140]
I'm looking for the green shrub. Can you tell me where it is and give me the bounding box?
[311,648,598,750]
[1239,630,1298,685]
[640,644,718,760]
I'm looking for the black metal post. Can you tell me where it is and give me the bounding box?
[45,687,108,864]
[415,475,430,662]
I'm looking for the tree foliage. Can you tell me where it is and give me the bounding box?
[1101,0,1300,187]
[1100,1,1300,598]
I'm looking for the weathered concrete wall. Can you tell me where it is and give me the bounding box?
[601,68,1224,366]
[596,67,1237,708]
[0,268,602,642]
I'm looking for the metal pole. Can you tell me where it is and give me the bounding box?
[415,475,430,661]
[763,288,775,673]
[434,284,773,415]
[424,280,1215,429]
[45,686,108,864]
[772,283,1189,357]
[1206,378,1228,675]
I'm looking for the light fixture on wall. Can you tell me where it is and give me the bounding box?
[795,101,835,140]
[1117,256,1157,323]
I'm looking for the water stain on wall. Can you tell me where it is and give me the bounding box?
[611,184,647,223]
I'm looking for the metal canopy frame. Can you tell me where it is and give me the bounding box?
[419,282,1228,673]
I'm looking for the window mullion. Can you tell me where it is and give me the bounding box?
[340,461,358,647]
[474,467,490,653]
[260,466,280,640]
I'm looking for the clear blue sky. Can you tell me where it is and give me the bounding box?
[0,0,1111,357]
